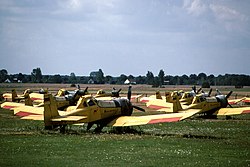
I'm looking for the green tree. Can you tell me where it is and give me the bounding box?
[31,67,42,83]
[146,71,154,85]
[0,69,8,82]
[70,72,77,83]
[158,69,165,87]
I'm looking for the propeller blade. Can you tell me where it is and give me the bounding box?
[83,87,88,95]
[208,88,212,97]
[216,89,222,96]
[226,91,233,99]
[228,103,233,108]
[197,87,202,94]
[133,105,145,112]
[127,86,132,101]
[117,88,122,93]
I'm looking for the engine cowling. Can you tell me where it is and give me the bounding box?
[116,98,133,116]
[215,95,228,108]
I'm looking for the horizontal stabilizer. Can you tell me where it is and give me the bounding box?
[51,116,87,122]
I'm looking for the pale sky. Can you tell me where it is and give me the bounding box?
[0,0,250,76]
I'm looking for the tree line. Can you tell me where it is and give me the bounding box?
[0,68,250,87]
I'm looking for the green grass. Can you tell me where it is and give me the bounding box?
[0,107,250,167]
[1,83,250,166]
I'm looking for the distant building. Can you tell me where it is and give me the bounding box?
[124,79,136,85]
[4,79,11,83]
[88,79,95,84]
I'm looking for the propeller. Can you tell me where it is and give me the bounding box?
[112,88,122,97]
[127,86,145,112]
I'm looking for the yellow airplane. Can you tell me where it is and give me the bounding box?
[1,87,89,111]
[3,89,32,102]
[143,90,250,118]
[140,86,205,106]
[11,87,200,132]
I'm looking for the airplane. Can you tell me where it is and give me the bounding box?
[142,90,250,119]
[13,86,200,132]
[1,87,89,112]
[140,86,206,108]
[3,89,32,102]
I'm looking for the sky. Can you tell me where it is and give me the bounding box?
[0,0,250,77]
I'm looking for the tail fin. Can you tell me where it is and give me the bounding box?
[155,91,162,99]
[11,89,18,102]
[172,95,183,113]
[44,94,59,127]
[165,92,172,102]
[24,95,33,106]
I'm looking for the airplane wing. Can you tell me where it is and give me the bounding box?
[1,102,25,110]
[242,97,250,103]
[2,93,12,101]
[29,93,44,103]
[108,110,200,127]
[214,107,250,116]
[145,99,173,112]
[140,97,153,103]
[228,98,246,105]
[13,106,44,116]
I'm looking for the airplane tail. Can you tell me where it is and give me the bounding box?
[11,89,18,102]
[24,95,33,106]
[165,92,172,102]
[155,91,162,99]
[172,95,183,113]
[44,94,59,128]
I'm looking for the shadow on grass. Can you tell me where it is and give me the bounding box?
[44,126,226,140]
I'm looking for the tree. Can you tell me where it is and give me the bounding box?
[97,69,105,84]
[48,74,62,83]
[189,74,198,85]
[146,71,154,85]
[158,69,165,87]
[0,69,8,82]
[31,67,42,83]
[70,72,77,83]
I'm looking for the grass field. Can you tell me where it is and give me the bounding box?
[0,84,250,166]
